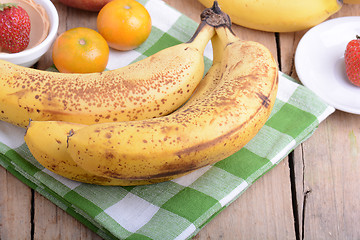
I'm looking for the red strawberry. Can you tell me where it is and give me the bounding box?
[0,3,31,53]
[344,35,360,87]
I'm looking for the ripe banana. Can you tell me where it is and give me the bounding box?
[181,35,223,107]
[197,0,343,32]
[23,35,225,186]
[23,24,228,186]
[65,5,279,183]
[24,120,184,185]
[0,20,214,128]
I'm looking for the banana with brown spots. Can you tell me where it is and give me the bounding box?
[24,120,186,185]
[64,4,279,184]
[23,13,227,186]
[25,3,278,185]
[0,17,214,128]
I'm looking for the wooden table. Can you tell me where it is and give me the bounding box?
[1,1,360,239]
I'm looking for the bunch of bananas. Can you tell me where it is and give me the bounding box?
[197,0,343,32]
[3,2,279,186]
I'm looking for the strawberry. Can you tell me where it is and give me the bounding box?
[344,35,360,87]
[0,3,31,53]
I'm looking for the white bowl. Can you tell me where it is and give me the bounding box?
[0,0,59,67]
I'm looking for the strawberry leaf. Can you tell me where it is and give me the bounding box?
[0,3,18,11]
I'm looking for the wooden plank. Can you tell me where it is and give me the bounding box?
[194,159,296,240]
[33,192,102,240]
[0,167,32,240]
[281,3,360,240]
[296,112,360,239]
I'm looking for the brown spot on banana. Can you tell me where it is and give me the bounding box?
[174,92,273,159]
[25,5,279,185]
[256,92,271,108]
[0,14,215,128]
[66,35,278,181]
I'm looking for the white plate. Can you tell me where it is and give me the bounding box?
[295,16,360,115]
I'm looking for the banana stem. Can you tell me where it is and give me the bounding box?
[187,22,215,53]
[215,26,239,45]
[187,0,239,53]
[201,1,231,28]
[198,0,239,49]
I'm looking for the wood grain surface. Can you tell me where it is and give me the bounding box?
[1,1,360,239]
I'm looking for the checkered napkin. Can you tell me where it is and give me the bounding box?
[0,0,335,239]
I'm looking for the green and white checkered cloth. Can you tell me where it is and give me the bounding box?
[0,0,335,239]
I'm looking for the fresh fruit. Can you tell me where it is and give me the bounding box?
[52,27,109,73]
[0,3,31,53]
[24,11,228,186]
[24,7,229,186]
[58,0,113,12]
[97,0,152,51]
[24,120,183,185]
[0,16,215,128]
[64,3,278,184]
[197,0,342,32]
[344,35,360,87]
[24,3,278,186]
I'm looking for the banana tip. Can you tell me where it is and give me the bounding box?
[200,1,231,28]
[211,1,221,14]
[24,118,32,136]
